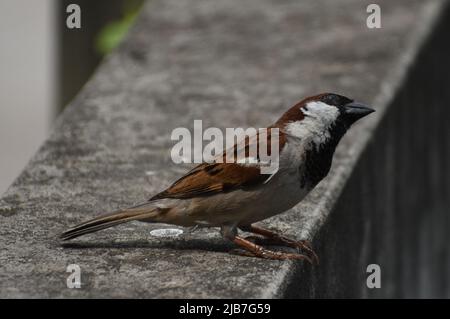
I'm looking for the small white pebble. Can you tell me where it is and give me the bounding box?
[150,228,183,238]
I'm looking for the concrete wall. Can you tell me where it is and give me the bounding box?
[298,9,450,298]
[0,0,448,298]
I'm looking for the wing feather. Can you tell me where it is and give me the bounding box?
[151,128,286,200]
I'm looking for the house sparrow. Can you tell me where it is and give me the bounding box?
[60,93,374,264]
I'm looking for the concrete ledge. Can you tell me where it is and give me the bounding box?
[1,0,449,298]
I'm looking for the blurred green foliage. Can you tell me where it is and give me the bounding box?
[95,1,143,55]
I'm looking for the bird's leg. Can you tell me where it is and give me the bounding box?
[220,226,313,263]
[231,236,313,263]
[187,225,200,233]
[239,224,319,265]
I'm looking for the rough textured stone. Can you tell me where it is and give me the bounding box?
[0,0,448,298]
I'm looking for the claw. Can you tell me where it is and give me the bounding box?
[277,237,319,265]
[240,225,320,265]
[297,240,319,265]
[299,240,312,250]
[230,236,314,264]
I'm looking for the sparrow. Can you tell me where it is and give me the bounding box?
[60,93,374,264]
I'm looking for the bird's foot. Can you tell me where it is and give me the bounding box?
[241,225,319,265]
[230,236,313,264]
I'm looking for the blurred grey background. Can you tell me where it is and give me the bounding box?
[0,0,141,194]
[0,0,54,194]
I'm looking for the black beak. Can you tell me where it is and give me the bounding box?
[343,101,375,123]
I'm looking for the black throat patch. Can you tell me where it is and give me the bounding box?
[299,120,348,189]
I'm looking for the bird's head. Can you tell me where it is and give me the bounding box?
[276,93,374,144]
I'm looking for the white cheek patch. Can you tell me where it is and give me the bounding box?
[285,101,340,149]
[302,101,340,125]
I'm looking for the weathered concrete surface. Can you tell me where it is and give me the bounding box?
[0,0,448,298]
[301,5,450,298]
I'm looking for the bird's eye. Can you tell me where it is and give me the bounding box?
[303,106,309,112]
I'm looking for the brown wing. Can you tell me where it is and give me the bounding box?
[150,163,265,200]
[151,128,286,200]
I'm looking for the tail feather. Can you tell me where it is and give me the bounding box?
[60,202,160,241]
